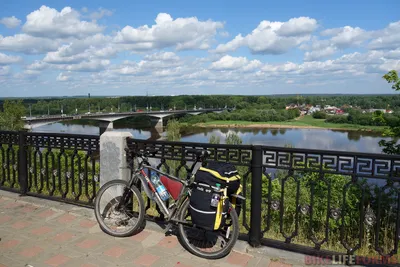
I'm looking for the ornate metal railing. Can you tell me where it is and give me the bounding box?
[126,138,400,258]
[126,138,252,222]
[2,131,400,258]
[0,131,100,207]
[0,131,20,192]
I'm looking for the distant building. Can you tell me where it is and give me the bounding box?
[308,107,321,114]
[365,109,393,114]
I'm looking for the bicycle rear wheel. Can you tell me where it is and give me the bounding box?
[177,198,239,259]
[94,179,145,237]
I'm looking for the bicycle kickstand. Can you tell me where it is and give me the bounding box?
[165,222,174,236]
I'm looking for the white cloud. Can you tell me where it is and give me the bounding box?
[153,67,183,77]
[335,51,385,65]
[0,53,22,65]
[378,59,400,72]
[26,60,48,70]
[210,55,263,73]
[114,13,224,51]
[242,59,262,72]
[144,51,179,61]
[210,55,249,70]
[111,65,141,75]
[109,52,183,77]
[369,21,400,50]
[302,26,370,60]
[44,45,87,64]
[0,6,399,96]
[385,49,400,59]
[22,5,103,39]
[324,26,370,48]
[0,16,21,28]
[24,70,41,76]
[63,59,110,72]
[304,46,337,61]
[214,17,317,54]
[0,34,59,54]
[277,17,318,37]
[43,40,118,66]
[89,8,113,20]
[214,34,245,53]
[56,72,71,81]
[0,66,10,76]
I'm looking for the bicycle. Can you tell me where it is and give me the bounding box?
[94,148,244,259]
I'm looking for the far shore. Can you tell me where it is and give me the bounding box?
[193,120,386,133]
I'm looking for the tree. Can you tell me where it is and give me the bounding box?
[379,70,400,154]
[209,135,220,144]
[312,111,327,119]
[225,132,242,145]
[0,100,26,130]
[166,119,181,141]
[382,70,400,91]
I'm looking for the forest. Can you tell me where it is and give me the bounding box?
[1,94,400,116]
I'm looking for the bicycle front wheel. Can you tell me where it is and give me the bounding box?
[177,198,240,259]
[94,179,145,237]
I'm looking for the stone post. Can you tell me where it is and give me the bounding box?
[99,121,114,136]
[99,131,133,187]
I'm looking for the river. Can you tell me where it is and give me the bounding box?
[32,122,393,154]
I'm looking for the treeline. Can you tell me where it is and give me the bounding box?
[179,109,301,124]
[314,109,400,127]
[2,94,400,116]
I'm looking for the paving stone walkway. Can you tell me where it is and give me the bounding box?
[0,192,302,267]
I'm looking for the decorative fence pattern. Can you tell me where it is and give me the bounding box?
[1,130,400,258]
[0,131,19,192]
[0,131,100,207]
[126,138,400,257]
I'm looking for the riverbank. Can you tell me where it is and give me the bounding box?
[194,116,386,133]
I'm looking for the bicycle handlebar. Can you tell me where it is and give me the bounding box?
[185,149,211,158]
[135,149,157,158]
[129,148,211,160]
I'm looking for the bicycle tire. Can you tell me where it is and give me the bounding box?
[94,179,145,237]
[177,198,240,259]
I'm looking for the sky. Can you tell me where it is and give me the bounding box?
[0,0,399,97]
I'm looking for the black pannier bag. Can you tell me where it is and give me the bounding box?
[189,161,243,231]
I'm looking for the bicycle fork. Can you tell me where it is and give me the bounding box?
[116,187,132,211]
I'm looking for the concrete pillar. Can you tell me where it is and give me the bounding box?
[151,117,163,129]
[148,128,162,140]
[99,121,114,136]
[99,131,133,187]
[24,124,32,131]
[151,117,164,133]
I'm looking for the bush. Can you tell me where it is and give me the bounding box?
[312,111,327,119]
[325,115,348,124]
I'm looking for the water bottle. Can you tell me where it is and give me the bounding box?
[210,183,221,207]
[150,171,169,201]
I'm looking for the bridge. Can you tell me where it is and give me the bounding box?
[23,108,227,135]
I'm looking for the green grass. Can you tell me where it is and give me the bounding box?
[196,115,386,132]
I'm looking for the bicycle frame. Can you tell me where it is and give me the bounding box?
[127,154,203,222]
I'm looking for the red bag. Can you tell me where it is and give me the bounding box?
[160,176,183,200]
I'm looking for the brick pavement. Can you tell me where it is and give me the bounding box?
[0,192,307,267]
